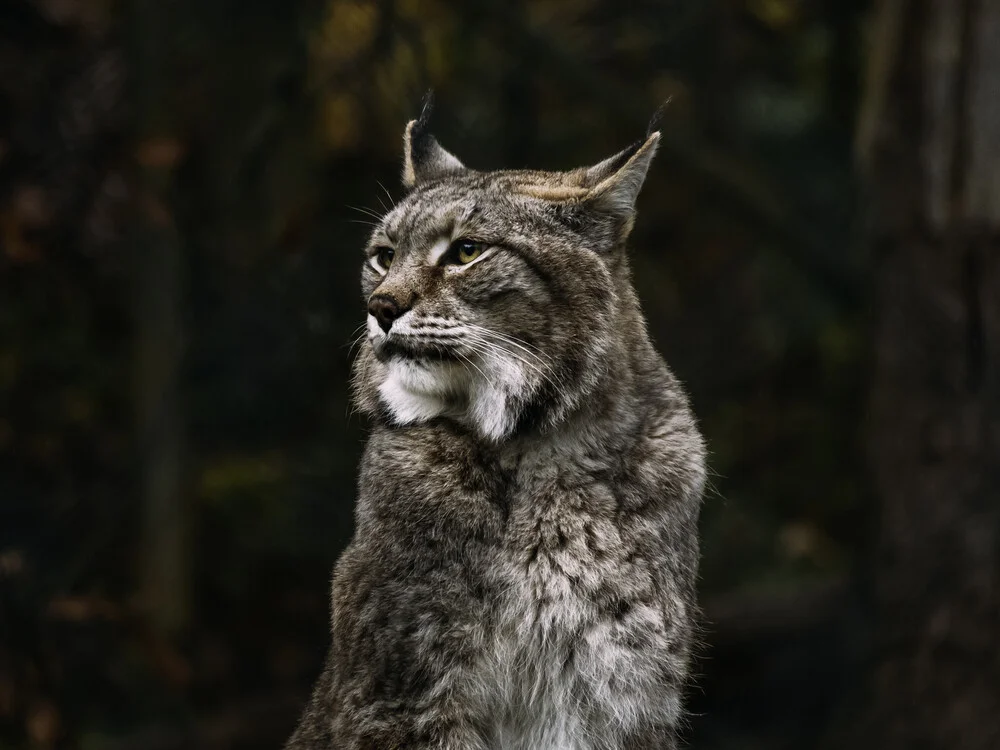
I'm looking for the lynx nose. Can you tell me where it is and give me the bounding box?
[368,294,407,333]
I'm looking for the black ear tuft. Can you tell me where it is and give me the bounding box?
[402,91,466,189]
[417,90,434,130]
[407,90,435,161]
[646,97,672,139]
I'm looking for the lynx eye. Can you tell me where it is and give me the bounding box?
[447,239,486,266]
[371,246,394,273]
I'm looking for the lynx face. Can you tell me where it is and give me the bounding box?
[354,114,660,442]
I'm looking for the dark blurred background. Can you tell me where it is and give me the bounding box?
[1,0,998,748]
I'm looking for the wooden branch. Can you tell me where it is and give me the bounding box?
[130,0,190,636]
[856,0,909,174]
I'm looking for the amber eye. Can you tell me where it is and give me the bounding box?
[372,246,394,272]
[448,239,485,265]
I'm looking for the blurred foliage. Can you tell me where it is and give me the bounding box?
[0,0,871,747]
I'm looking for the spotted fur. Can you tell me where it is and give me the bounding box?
[286,107,706,750]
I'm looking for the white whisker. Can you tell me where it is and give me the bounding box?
[463,335,548,380]
[461,325,563,389]
[464,324,555,366]
[455,351,490,383]
[375,180,395,213]
[346,204,385,222]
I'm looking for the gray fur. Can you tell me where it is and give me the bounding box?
[286,116,706,750]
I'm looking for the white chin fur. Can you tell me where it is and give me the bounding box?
[376,350,532,442]
[378,359,470,426]
[467,352,530,442]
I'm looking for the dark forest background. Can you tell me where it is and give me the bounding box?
[1,0,997,748]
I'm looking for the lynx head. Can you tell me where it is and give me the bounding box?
[353,106,660,442]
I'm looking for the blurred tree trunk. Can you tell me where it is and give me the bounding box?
[130,0,189,635]
[856,0,1000,747]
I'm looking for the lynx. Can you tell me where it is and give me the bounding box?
[286,102,706,750]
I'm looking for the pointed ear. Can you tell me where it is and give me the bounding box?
[583,131,660,216]
[402,100,465,188]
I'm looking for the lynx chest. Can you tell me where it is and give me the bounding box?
[480,474,681,749]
